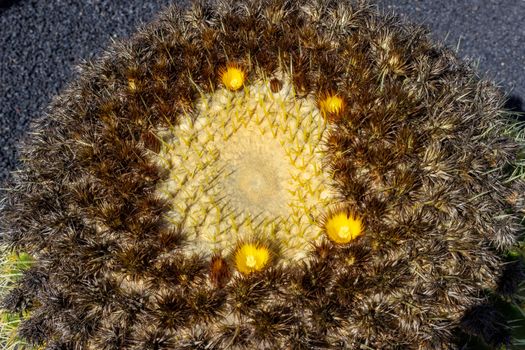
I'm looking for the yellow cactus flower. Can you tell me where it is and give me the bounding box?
[234,243,270,275]
[220,65,245,91]
[319,94,344,117]
[325,211,363,244]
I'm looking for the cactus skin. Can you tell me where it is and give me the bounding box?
[0,0,524,349]
[0,251,35,350]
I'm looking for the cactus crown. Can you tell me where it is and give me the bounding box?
[1,0,524,349]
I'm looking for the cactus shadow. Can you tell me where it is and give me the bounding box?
[504,95,525,121]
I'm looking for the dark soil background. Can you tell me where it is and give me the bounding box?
[1,0,524,185]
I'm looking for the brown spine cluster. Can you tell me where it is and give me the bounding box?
[0,0,524,349]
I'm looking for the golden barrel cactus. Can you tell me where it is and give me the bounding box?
[1,0,524,349]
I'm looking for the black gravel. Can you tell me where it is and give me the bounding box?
[1,0,524,185]
[378,0,525,107]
